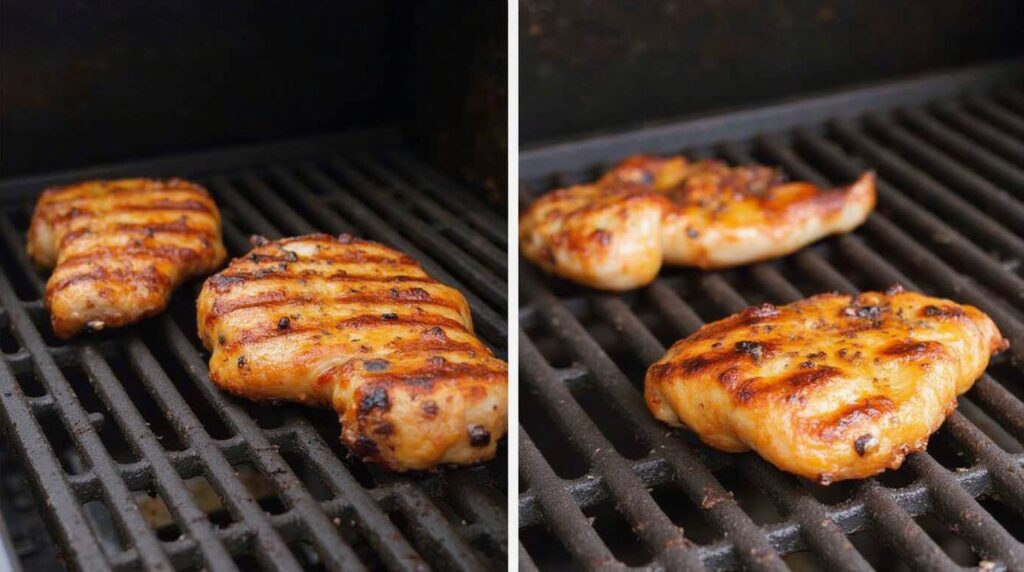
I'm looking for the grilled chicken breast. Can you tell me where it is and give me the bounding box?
[645,287,1006,483]
[197,234,508,470]
[520,155,876,290]
[27,178,227,338]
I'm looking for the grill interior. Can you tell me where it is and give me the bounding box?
[0,130,508,571]
[518,62,1024,571]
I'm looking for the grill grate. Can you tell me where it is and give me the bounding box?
[0,131,507,571]
[519,62,1024,571]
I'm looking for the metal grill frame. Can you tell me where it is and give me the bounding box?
[518,59,1024,571]
[0,128,508,571]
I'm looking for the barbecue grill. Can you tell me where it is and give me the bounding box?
[0,132,508,571]
[518,60,1024,570]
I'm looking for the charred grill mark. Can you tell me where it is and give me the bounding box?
[206,290,462,323]
[881,340,945,361]
[687,303,779,343]
[56,245,204,269]
[366,362,505,395]
[468,425,491,447]
[203,269,430,293]
[59,224,217,248]
[785,366,840,388]
[358,386,390,417]
[222,315,470,351]
[48,265,171,295]
[349,435,380,459]
[422,400,439,418]
[921,305,966,319]
[817,396,895,441]
[239,251,413,267]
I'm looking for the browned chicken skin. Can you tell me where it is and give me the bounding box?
[197,234,508,470]
[27,179,227,338]
[520,155,876,290]
[645,287,1006,483]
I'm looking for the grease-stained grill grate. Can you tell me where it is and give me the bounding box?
[0,131,508,571]
[519,62,1024,571]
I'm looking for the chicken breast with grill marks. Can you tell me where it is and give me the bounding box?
[520,155,875,290]
[197,234,508,470]
[27,178,227,338]
[645,287,1006,483]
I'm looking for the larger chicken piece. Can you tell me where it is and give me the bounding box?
[645,287,1006,483]
[520,155,876,290]
[197,234,508,470]
[28,178,227,338]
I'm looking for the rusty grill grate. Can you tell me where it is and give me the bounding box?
[518,63,1024,571]
[0,131,508,571]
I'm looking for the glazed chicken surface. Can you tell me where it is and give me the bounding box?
[197,234,508,470]
[645,287,1006,483]
[27,178,227,338]
[520,155,876,290]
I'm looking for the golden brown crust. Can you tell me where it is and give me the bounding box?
[645,289,1005,483]
[27,178,227,338]
[520,155,876,290]
[197,234,508,471]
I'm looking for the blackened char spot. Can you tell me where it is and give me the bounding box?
[350,435,379,458]
[468,425,491,447]
[277,316,291,330]
[359,387,390,416]
[381,313,399,321]
[363,359,390,372]
[735,341,765,363]
[237,355,247,368]
[422,400,439,418]
[217,334,226,345]
[374,422,395,436]
[854,434,874,456]
[423,326,447,340]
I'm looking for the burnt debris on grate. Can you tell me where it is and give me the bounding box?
[0,137,507,571]
[519,77,1024,570]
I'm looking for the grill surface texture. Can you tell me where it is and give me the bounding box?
[0,130,508,571]
[519,60,1024,571]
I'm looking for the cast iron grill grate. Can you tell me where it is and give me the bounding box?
[519,63,1024,571]
[0,131,508,572]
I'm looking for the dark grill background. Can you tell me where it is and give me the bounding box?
[518,62,1024,571]
[0,131,507,571]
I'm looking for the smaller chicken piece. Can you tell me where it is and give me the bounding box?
[27,178,227,338]
[645,287,1006,483]
[520,155,875,290]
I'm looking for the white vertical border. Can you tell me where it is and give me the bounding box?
[506,0,520,570]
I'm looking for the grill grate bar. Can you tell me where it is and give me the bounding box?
[323,159,507,310]
[0,210,308,571]
[893,108,1024,192]
[520,329,706,570]
[520,426,620,569]
[0,244,176,571]
[852,113,1024,238]
[354,155,507,274]
[525,273,787,571]
[967,94,1024,140]
[385,150,507,248]
[931,101,1024,165]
